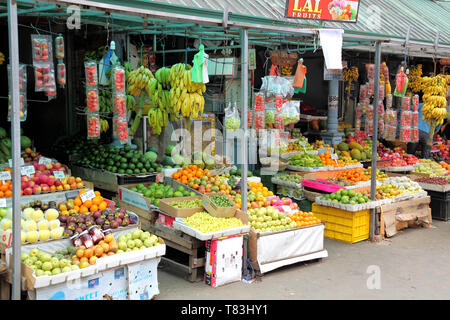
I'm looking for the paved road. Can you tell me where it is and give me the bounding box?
[156,221,450,300]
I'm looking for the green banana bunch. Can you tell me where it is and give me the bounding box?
[100,119,109,133]
[155,67,171,90]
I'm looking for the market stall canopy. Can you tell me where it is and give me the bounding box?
[1,0,449,57]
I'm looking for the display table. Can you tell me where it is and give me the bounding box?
[71,165,157,193]
[249,224,327,275]
[2,226,165,300]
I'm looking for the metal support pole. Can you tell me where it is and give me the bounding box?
[370,41,382,241]
[8,0,22,300]
[240,28,249,213]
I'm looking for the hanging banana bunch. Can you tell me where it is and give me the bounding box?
[168,63,206,120]
[127,65,155,136]
[421,75,448,126]
[342,66,359,96]
[100,118,109,133]
[408,65,423,94]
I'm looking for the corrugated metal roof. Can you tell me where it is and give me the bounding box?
[158,0,450,45]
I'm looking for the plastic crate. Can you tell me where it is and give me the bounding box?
[427,190,450,221]
[312,203,370,244]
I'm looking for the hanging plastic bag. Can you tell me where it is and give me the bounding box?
[399,126,411,143]
[86,88,99,112]
[85,61,98,87]
[191,44,209,84]
[400,96,411,112]
[385,109,397,126]
[224,102,240,130]
[31,35,53,64]
[365,64,375,80]
[394,67,408,97]
[264,105,276,127]
[112,66,125,94]
[412,95,419,111]
[386,93,393,109]
[113,116,129,144]
[292,59,307,93]
[55,35,64,60]
[401,111,412,127]
[87,113,100,139]
[410,128,419,142]
[411,111,419,127]
[57,63,66,87]
[112,93,127,117]
[359,84,367,100]
[8,94,27,122]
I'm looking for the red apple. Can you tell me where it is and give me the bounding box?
[32,186,42,194]
[53,162,62,169]
[54,180,62,187]
[47,177,55,186]
[23,187,33,196]
[41,184,50,192]
[39,174,49,185]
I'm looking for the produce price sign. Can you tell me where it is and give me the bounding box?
[38,157,52,165]
[0,198,6,208]
[80,189,95,203]
[21,165,35,177]
[285,0,360,23]
[8,158,25,167]
[0,171,11,182]
[53,171,65,180]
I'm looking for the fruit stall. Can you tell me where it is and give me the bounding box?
[1,0,449,300]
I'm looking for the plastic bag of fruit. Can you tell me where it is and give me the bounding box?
[31,34,53,64]
[84,61,98,88]
[8,94,27,122]
[87,113,100,139]
[112,66,125,94]
[7,64,27,93]
[224,102,241,131]
[57,63,66,87]
[401,96,411,112]
[113,116,128,144]
[386,93,393,109]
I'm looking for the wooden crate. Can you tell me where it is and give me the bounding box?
[148,222,205,282]
[377,196,432,238]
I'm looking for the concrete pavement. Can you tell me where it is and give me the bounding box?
[155,221,450,300]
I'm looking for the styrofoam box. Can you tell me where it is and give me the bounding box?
[173,221,250,241]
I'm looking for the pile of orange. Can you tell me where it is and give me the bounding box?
[248,182,273,197]
[441,162,450,171]
[287,211,321,228]
[320,151,343,167]
[70,190,108,214]
[336,168,369,183]
[72,233,118,268]
[0,168,15,198]
[172,165,230,194]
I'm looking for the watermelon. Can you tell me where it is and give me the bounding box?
[144,151,158,162]
[165,144,175,156]
[0,128,6,139]
[172,154,184,165]
[162,155,175,166]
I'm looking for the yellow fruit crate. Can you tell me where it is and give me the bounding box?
[312,203,370,244]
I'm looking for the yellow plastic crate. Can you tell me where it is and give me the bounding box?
[312,203,370,244]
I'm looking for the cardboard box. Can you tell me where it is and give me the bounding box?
[158,196,204,218]
[201,192,237,218]
[204,235,244,288]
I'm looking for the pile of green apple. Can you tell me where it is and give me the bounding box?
[22,247,79,277]
[116,229,160,253]
[413,159,448,178]
[320,189,370,205]
[168,199,202,209]
[247,206,296,233]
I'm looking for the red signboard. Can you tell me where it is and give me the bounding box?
[285,0,360,23]
[440,58,450,65]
